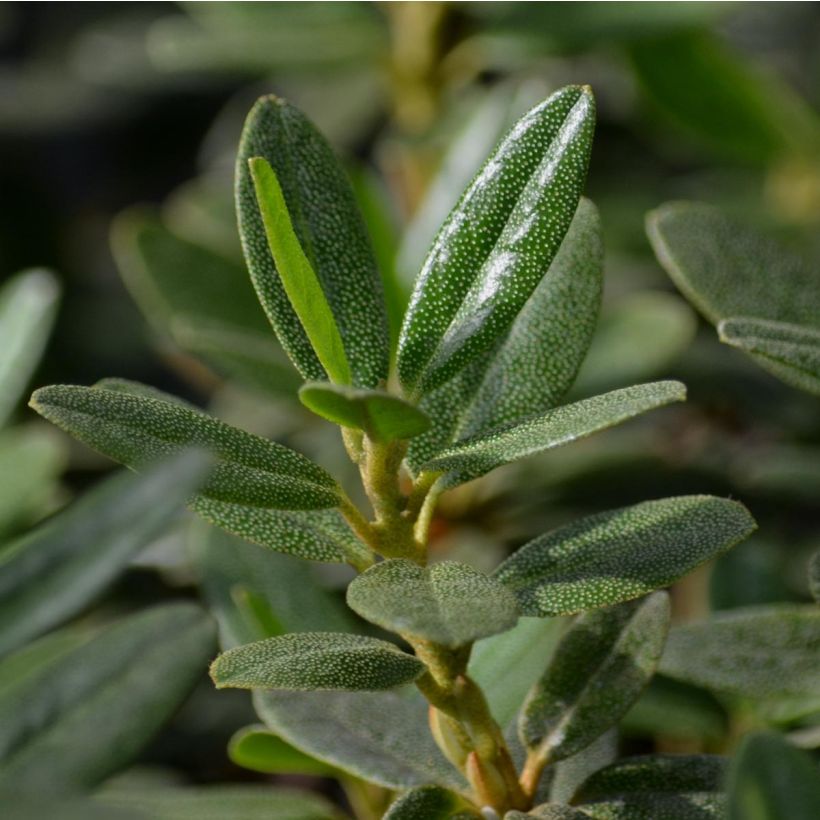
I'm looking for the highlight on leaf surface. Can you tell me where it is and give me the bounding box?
[210,632,425,692]
[495,495,756,616]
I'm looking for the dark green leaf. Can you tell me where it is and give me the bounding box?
[507,808,591,820]
[299,382,430,442]
[228,725,335,776]
[546,730,618,805]
[30,384,340,510]
[398,86,596,394]
[2,796,142,820]
[347,559,519,647]
[423,381,685,487]
[659,604,820,699]
[496,496,754,616]
[728,732,820,820]
[810,551,820,603]
[211,632,424,691]
[0,451,209,656]
[578,793,726,819]
[0,604,215,792]
[384,786,463,820]
[519,593,670,764]
[236,95,389,386]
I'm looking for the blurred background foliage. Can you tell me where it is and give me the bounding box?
[0,0,818,811]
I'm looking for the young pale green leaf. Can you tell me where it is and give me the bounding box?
[299,382,430,442]
[228,725,335,776]
[398,85,596,395]
[249,158,351,384]
[423,381,685,487]
[408,197,603,473]
[719,317,820,397]
[211,632,424,692]
[30,384,340,510]
[578,793,726,819]
[236,95,389,386]
[495,495,755,616]
[254,688,465,790]
[0,604,215,792]
[728,732,820,820]
[0,451,209,657]
[347,560,519,647]
[810,551,820,603]
[384,786,465,820]
[659,604,820,699]
[0,269,60,427]
[519,593,670,764]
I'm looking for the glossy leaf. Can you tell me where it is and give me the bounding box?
[228,725,334,776]
[347,559,519,647]
[0,451,209,657]
[236,95,388,386]
[495,495,755,616]
[659,604,820,699]
[398,85,596,394]
[30,384,340,510]
[519,593,670,764]
[424,381,684,487]
[211,632,424,692]
[0,604,215,792]
[0,269,60,427]
[384,786,463,820]
[299,382,430,442]
[578,793,726,819]
[728,732,820,820]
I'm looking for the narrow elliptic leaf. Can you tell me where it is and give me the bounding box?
[659,604,820,699]
[30,384,340,510]
[249,158,351,384]
[810,551,820,603]
[0,604,216,792]
[0,269,60,427]
[236,95,389,386]
[519,593,670,764]
[254,688,465,790]
[719,317,820,396]
[228,725,335,776]
[507,808,591,819]
[575,755,727,802]
[100,785,342,820]
[211,632,424,692]
[727,732,820,820]
[398,86,596,395]
[384,786,463,820]
[299,382,430,442]
[423,381,685,487]
[578,793,725,819]
[0,451,209,657]
[347,559,519,647]
[495,495,755,616]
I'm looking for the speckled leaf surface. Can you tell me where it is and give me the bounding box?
[30,385,340,510]
[384,786,463,819]
[347,560,519,647]
[718,317,820,396]
[236,95,388,386]
[422,381,685,486]
[519,593,670,764]
[727,732,820,820]
[211,632,424,691]
[507,807,591,819]
[546,730,618,805]
[0,452,208,657]
[495,495,755,616]
[0,604,215,792]
[299,382,430,442]
[398,86,596,395]
[578,793,726,819]
[659,604,820,699]
[253,688,466,790]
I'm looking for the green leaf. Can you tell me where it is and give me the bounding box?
[228,725,335,776]
[728,732,820,820]
[0,451,209,657]
[519,593,670,764]
[299,382,430,442]
[30,384,340,510]
[495,495,755,616]
[347,559,519,647]
[546,729,618,805]
[423,381,685,487]
[810,551,820,603]
[384,786,463,820]
[3,796,142,820]
[236,95,389,387]
[578,793,726,819]
[0,604,215,792]
[507,808,591,820]
[719,317,820,397]
[659,604,820,699]
[254,688,465,790]
[211,632,424,692]
[398,85,596,395]
[407,197,603,473]
[0,269,60,427]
